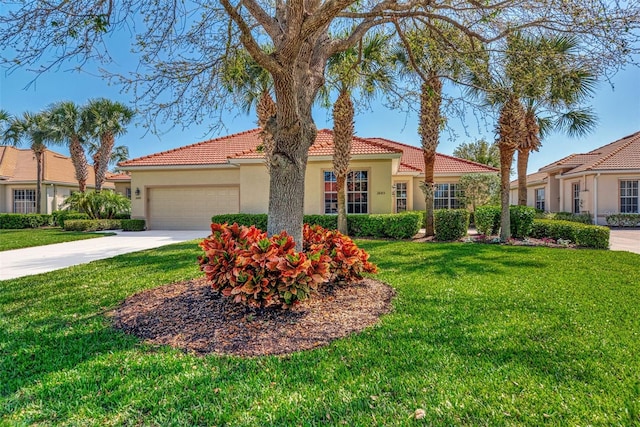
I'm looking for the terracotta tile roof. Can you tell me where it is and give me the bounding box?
[119,129,263,167]
[106,172,131,181]
[366,137,499,174]
[228,129,401,159]
[0,146,108,188]
[120,128,499,176]
[539,131,640,175]
[510,171,548,188]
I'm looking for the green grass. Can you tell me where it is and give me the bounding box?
[1,240,639,426]
[0,228,113,251]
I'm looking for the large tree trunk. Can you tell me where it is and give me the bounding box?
[267,72,316,250]
[517,148,530,206]
[418,76,442,237]
[69,135,89,192]
[332,89,354,235]
[257,91,277,173]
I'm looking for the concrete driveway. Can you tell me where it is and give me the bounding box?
[0,230,208,281]
[609,229,640,254]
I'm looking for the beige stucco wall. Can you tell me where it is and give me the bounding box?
[0,183,77,214]
[129,168,241,219]
[113,182,131,197]
[239,163,270,213]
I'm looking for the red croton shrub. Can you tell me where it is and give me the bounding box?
[198,223,377,309]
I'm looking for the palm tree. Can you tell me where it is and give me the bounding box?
[325,33,394,234]
[515,35,597,205]
[221,48,276,171]
[47,101,91,192]
[396,23,483,236]
[82,99,134,191]
[4,111,54,213]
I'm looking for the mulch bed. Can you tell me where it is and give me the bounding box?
[109,277,395,357]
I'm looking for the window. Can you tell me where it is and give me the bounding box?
[125,187,132,199]
[535,188,545,211]
[572,183,580,214]
[323,171,338,214]
[434,183,464,209]
[323,170,369,214]
[620,180,639,213]
[395,182,407,213]
[13,189,36,214]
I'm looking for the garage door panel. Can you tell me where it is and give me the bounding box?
[149,186,239,230]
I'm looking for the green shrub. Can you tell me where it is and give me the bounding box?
[0,213,51,229]
[510,205,536,238]
[211,214,268,231]
[121,219,146,231]
[606,213,640,227]
[475,206,501,235]
[198,223,377,309]
[303,215,338,230]
[51,211,90,227]
[531,219,609,249]
[212,212,422,240]
[63,219,121,232]
[545,211,593,224]
[434,209,469,241]
[574,225,610,249]
[63,191,130,219]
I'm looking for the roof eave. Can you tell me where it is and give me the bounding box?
[119,163,238,171]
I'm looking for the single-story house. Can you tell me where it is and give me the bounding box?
[0,146,115,214]
[106,172,132,199]
[510,130,640,224]
[119,129,498,230]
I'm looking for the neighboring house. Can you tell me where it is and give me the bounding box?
[0,146,114,214]
[106,172,132,199]
[119,128,498,230]
[510,130,640,224]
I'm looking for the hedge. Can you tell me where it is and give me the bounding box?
[63,219,121,232]
[434,209,469,241]
[542,211,593,224]
[121,219,146,231]
[606,213,640,227]
[51,211,90,227]
[510,205,536,238]
[211,212,423,239]
[530,219,609,249]
[474,206,501,235]
[474,205,536,237]
[0,213,51,229]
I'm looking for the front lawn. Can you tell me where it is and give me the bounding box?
[1,241,638,425]
[0,228,112,251]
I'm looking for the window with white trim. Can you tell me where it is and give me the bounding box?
[535,188,545,211]
[323,170,369,214]
[572,182,581,214]
[434,183,464,209]
[13,189,36,214]
[620,180,639,213]
[395,182,407,213]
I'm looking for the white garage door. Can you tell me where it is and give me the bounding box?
[148,186,239,230]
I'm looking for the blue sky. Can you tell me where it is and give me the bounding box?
[1,51,638,174]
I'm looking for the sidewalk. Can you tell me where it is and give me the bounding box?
[0,230,207,281]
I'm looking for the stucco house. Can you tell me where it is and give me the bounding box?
[0,146,114,214]
[510,130,640,224]
[119,129,498,230]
